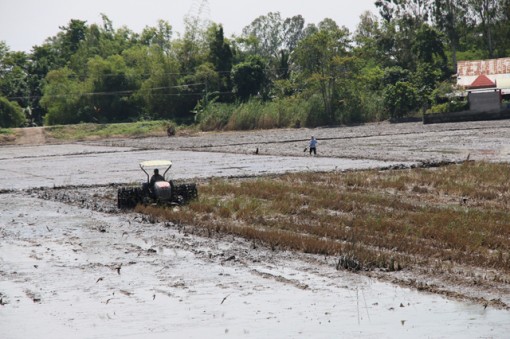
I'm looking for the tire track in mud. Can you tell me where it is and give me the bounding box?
[250,269,309,290]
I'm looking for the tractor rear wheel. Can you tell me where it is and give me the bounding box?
[172,183,198,204]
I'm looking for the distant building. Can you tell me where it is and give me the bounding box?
[468,74,496,90]
[424,58,510,123]
[457,57,510,94]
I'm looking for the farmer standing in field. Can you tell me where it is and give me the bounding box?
[309,135,317,156]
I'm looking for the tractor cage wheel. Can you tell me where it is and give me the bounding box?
[117,187,143,209]
[172,183,198,204]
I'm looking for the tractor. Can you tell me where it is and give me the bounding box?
[117,160,198,209]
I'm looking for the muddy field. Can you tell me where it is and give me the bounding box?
[95,120,510,163]
[2,120,510,338]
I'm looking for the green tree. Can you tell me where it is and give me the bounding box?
[40,68,90,125]
[383,66,412,86]
[353,11,382,61]
[432,0,467,70]
[86,55,140,122]
[0,49,30,109]
[135,48,190,121]
[409,24,447,110]
[241,12,305,59]
[33,19,89,72]
[413,62,443,111]
[174,4,209,74]
[187,62,221,113]
[412,24,447,65]
[28,43,64,124]
[467,0,500,58]
[497,0,510,56]
[140,20,173,53]
[66,24,102,77]
[231,55,267,101]
[240,12,305,83]
[375,0,433,70]
[59,19,88,60]
[375,0,432,24]
[383,81,418,118]
[67,15,139,70]
[293,19,352,122]
[354,65,386,120]
[207,24,233,100]
[0,96,25,127]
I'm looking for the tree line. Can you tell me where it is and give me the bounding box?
[1,0,509,129]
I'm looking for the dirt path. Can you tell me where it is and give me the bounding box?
[14,127,46,145]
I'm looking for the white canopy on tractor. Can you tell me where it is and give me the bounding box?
[139,160,173,182]
[140,160,172,169]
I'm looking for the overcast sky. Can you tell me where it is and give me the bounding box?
[0,0,377,52]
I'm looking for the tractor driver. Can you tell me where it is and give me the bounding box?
[150,168,165,187]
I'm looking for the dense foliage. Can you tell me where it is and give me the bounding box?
[1,0,509,129]
[0,96,25,127]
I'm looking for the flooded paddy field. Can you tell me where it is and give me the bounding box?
[1,120,510,338]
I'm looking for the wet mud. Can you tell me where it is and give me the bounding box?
[2,120,510,338]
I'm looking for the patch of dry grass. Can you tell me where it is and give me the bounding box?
[136,162,510,272]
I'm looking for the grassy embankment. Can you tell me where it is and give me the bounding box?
[0,128,15,143]
[137,162,510,278]
[44,120,190,141]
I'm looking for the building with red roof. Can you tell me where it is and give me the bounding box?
[457,58,510,94]
[468,74,496,90]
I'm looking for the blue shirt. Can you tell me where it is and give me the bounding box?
[309,138,317,148]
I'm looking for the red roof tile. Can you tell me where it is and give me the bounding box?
[469,74,496,89]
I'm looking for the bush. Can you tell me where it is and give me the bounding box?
[196,96,326,131]
[196,102,235,131]
[197,87,393,131]
[430,81,456,105]
[302,94,327,127]
[226,100,264,130]
[0,97,26,128]
[427,100,469,114]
